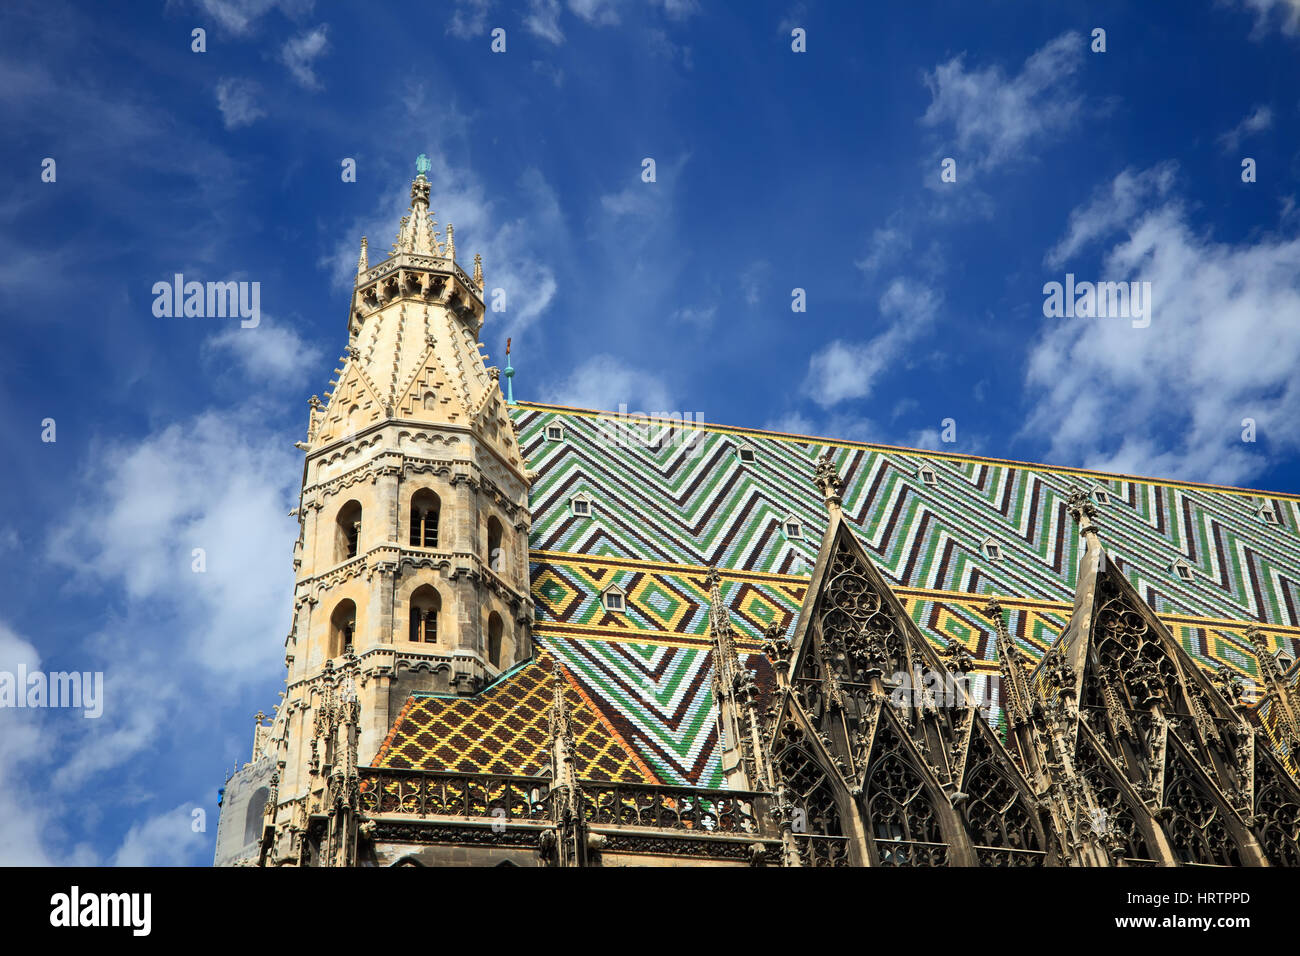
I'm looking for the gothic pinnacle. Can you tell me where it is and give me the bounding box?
[1066,486,1099,538]
[813,452,844,514]
[446,223,455,261]
[356,236,368,276]
[473,253,484,289]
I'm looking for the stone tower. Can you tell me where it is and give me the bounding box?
[232,157,534,866]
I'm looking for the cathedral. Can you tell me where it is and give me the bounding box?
[213,158,1300,867]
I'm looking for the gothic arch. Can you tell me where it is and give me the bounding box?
[861,712,962,866]
[1252,746,1300,866]
[335,499,363,563]
[408,585,441,645]
[1161,738,1252,866]
[329,599,357,658]
[958,722,1049,865]
[409,488,441,548]
[487,611,504,667]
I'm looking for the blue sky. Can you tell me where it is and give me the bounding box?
[1,0,1299,864]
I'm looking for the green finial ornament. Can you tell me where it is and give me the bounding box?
[415,153,431,177]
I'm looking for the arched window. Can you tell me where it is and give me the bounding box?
[409,585,441,644]
[487,612,504,667]
[243,786,269,847]
[410,490,440,548]
[330,599,357,657]
[335,500,362,562]
[423,391,437,411]
[487,516,504,574]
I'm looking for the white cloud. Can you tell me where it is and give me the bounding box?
[0,623,54,865]
[203,316,324,387]
[525,0,565,43]
[855,223,912,276]
[1024,164,1300,483]
[672,304,716,326]
[195,0,314,36]
[1233,0,1300,36]
[112,804,209,866]
[542,354,674,412]
[447,0,494,37]
[1218,105,1273,151]
[739,260,771,307]
[281,24,330,89]
[214,77,266,129]
[1046,163,1178,268]
[569,0,624,25]
[921,32,1084,179]
[48,409,299,681]
[802,278,941,408]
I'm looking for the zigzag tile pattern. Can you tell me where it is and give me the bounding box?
[376,404,1300,790]
[516,404,1300,627]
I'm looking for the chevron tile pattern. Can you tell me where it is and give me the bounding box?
[379,402,1300,790]
[516,404,1300,627]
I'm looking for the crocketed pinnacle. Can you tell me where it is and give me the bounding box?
[392,155,444,257]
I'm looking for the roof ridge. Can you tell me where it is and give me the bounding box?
[512,400,1299,502]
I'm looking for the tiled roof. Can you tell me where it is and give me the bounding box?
[373,650,652,783]
[380,401,1300,788]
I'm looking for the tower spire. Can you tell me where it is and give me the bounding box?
[394,154,440,256]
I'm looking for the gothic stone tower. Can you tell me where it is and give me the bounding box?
[249,157,533,865]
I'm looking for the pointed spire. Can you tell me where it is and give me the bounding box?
[473,253,484,290]
[813,451,843,515]
[1248,624,1300,756]
[356,236,368,277]
[504,336,515,405]
[395,155,438,256]
[980,596,1033,731]
[445,223,455,261]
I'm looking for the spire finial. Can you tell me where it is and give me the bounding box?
[415,153,431,178]
[355,236,368,277]
[814,452,843,515]
[473,253,484,289]
[445,223,455,261]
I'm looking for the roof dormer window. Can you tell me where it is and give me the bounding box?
[783,516,803,540]
[602,585,626,613]
[1172,558,1194,583]
[1254,499,1279,526]
[737,443,756,464]
[982,538,1003,562]
[570,494,592,518]
[1093,487,1111,506]
[546,424,564,441]
[918,464,937,487]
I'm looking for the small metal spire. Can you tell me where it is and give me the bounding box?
[504,336,515,405]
